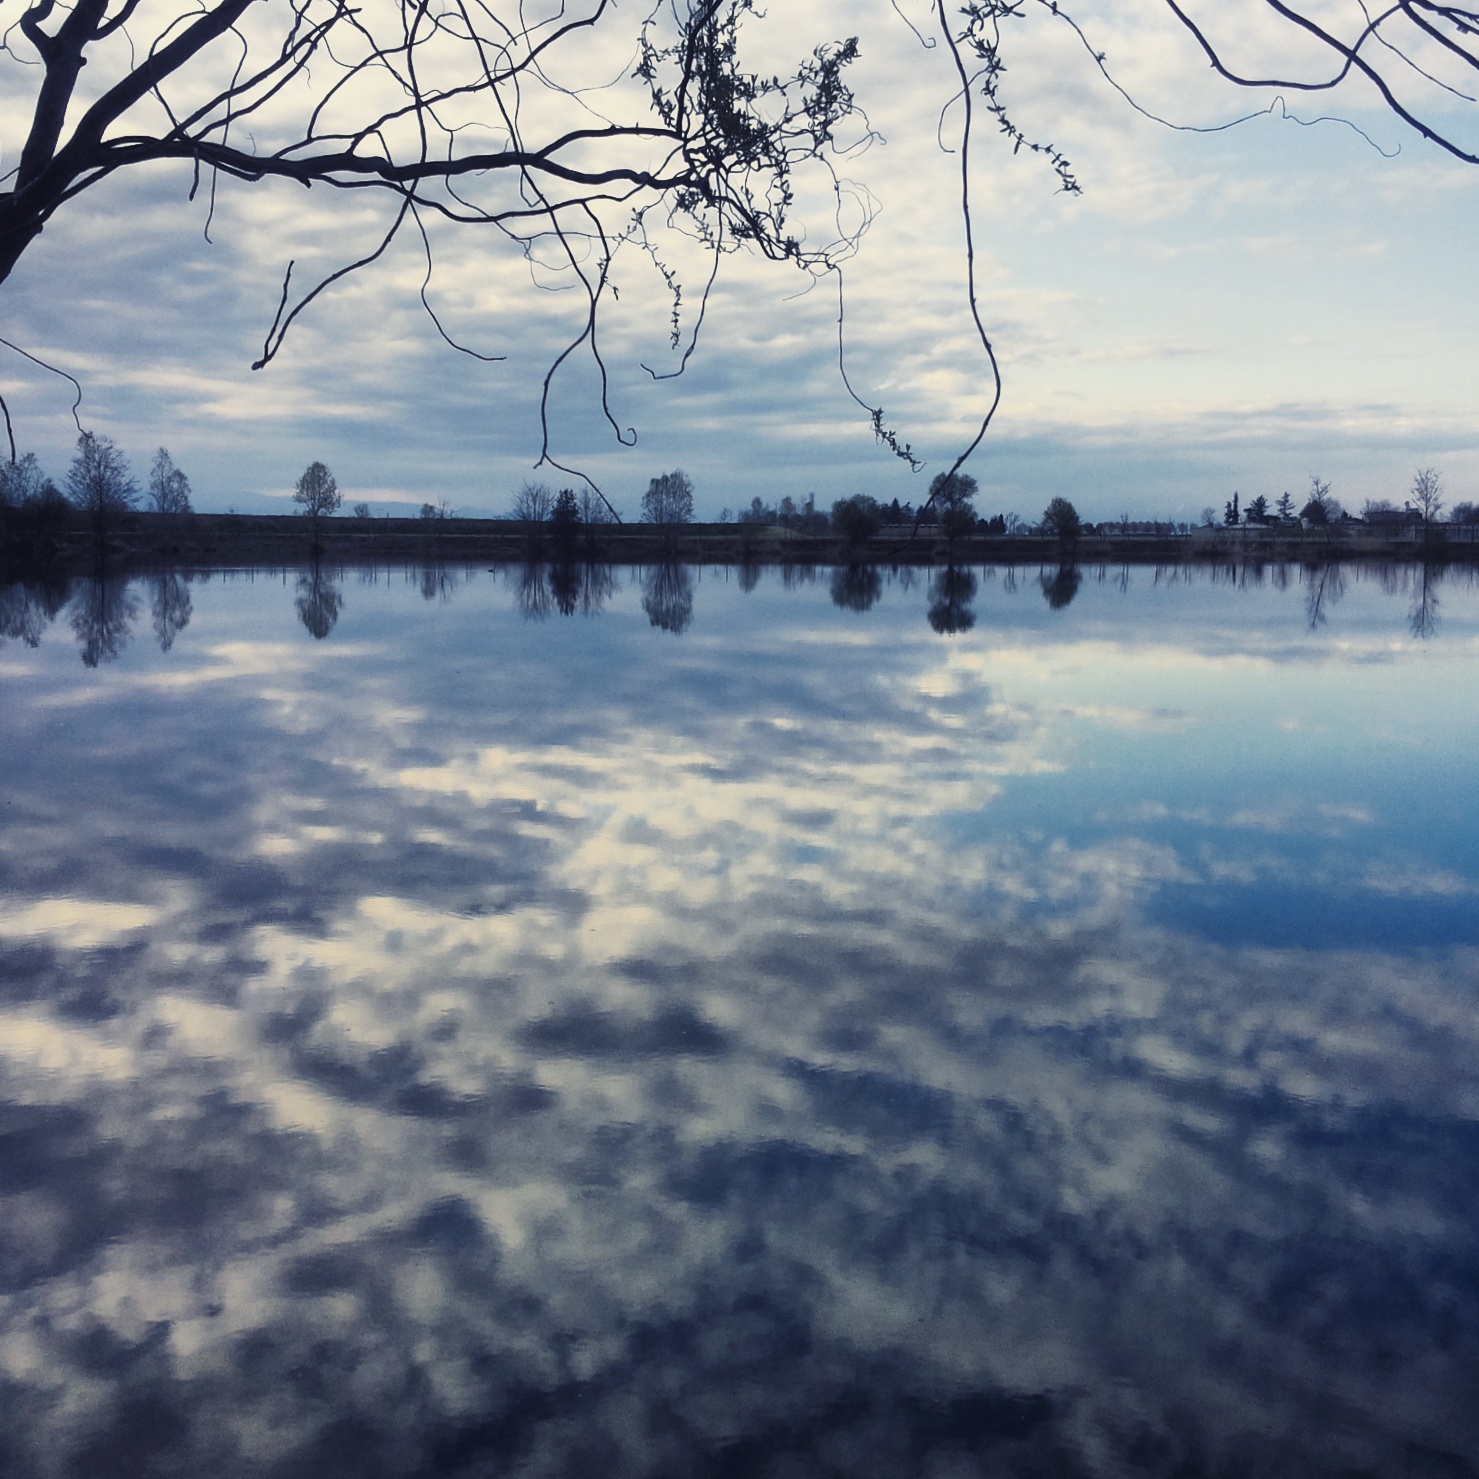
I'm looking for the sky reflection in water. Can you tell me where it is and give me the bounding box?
[1,561,1477,1478]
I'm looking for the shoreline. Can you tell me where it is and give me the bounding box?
[3,510,1476,574]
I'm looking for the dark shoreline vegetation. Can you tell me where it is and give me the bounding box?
[3,506,1478,576]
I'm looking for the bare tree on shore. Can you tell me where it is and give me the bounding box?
[294,462,340,547]
[512,483,554,525]
[148,450,193,515]
[1408,469,1445,530]
[65,431,136,543]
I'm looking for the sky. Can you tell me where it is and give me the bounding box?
[2,0,1478,522]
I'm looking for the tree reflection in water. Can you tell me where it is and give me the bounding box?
[295,563,343,640]
[1303,560,1346,630]
[514,562,620,619]
[70,568,139,666]
[928,565,976,634]
[513,559,553,620]
[552,561,619,617]
[0,574,68,648]
[418,564,457,604]
[830,563,882,612]
[642,562,693,634]
[148,572,193,652]
[1411,563,1440,640]
[548,562,582,616]
[1040,564,1082,611]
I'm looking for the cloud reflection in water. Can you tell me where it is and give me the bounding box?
[0,564,1476,1477]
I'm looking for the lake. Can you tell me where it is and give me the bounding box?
[1,558,1477,1478]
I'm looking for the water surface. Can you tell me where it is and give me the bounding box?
[1,560,1476,1478]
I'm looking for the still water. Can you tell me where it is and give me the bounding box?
[1,560,1477,1478]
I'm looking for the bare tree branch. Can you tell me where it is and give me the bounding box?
[1157,0,1479,164]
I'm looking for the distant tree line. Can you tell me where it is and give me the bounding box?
[11,440,1471,552]
[0,434,195,548]
[1212,470,1470,533]
[0,439,389,552]
[511,480,618,530]
[502,461,1474,541]
[829,478,1081,551]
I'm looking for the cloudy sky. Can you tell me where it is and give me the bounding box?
[2,0,1477,521]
